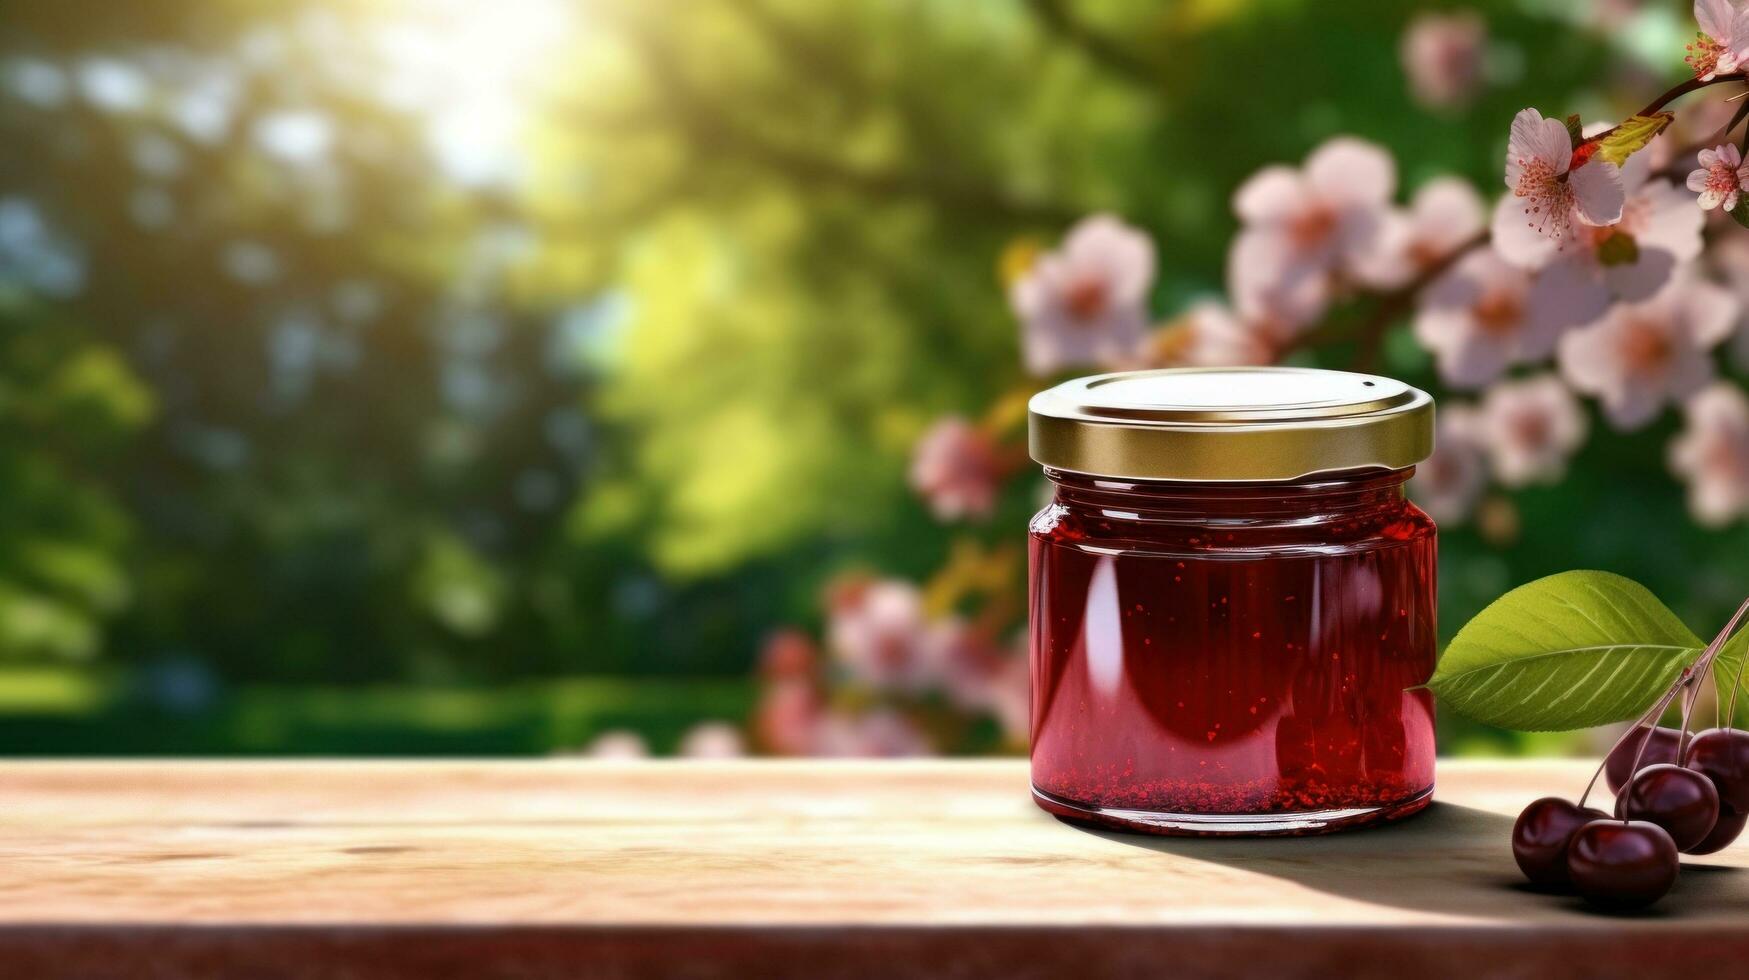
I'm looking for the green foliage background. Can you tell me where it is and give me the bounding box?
[0,0,1733,754]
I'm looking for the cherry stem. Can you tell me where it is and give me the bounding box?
[1581,672,1687,810]
[1578,594,1749,809]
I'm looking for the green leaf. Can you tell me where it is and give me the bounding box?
[1716,629,1749,721]
[1427,571,1703,731]
[1732,201,1749,230]
[1595,113,1674,167]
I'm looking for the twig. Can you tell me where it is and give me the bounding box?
[1589,72,1747,143]
[1023,0,1163,88]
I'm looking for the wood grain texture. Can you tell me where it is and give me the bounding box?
[0,759,1744,978]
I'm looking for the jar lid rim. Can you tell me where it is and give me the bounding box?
[1028,367,1434,482]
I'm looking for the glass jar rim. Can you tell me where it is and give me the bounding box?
[1028,367,1433,482]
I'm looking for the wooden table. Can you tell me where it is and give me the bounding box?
[0,760,1742,978]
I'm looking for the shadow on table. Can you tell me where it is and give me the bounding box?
[1069,802,1749,920]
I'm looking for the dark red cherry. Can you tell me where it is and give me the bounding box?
[1614,763,1720,851]
[1605,725,1683,795]
[1567,820,1680,910]
[1684,808,1747,855]
[1686,727,1749,813]
[1512,797,1608,885]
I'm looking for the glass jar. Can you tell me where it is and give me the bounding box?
[1027,367,1437,836]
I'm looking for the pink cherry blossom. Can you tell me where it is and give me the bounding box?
[1496,108,1625,254]
[1142,301,1277,367]
[811,708,932,757]
[1408,404,1487,523]
[1355,178,1486,289]
[1687,143,1749,210]
[1688,0,1749,80]
[1413,246,1560,388]
[585,729,649,759]
[679,721,747,758]
[758,628,817,681]
[933,620,1008,711]
[1504,152,1706,329]
[1475,375,1588,486]
[1557,274,1739,429]
[1400,12,1486,110]
[1010,214,1156,376]
[1669,382,1749,525]
[1227,137,1396,322]
[825,577,939,692]
[753,678,821,756]
[909,416,1005,521]
[1708,236,1749,369]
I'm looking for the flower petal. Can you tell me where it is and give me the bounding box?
[1697,0,1737,40]
[1687,278,1741,346]
[1690,168,1714,193]
[1529,254,1611,329]
[1632,180,1706,262]
[1570,161,1626,225]
[1602,246,1677,302]
[1305,137,1396,207]
[1064,214,1157,304]
[1507,108,1571,186]
[1603,382,1666,430]
[1413,177,1486,244]
[1233,166,1306,225]
[1489,192,1559,268]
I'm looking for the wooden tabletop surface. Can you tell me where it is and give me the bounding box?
[0,759,1742,978]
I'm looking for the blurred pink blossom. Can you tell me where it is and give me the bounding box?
[811,708,932,757]
[933,620,1008,711]
[1167,301,1279,367]
[826,578,940,692]
[1408,404,1487,523]
[1687,143,1749,211]
[1400,12,1486,109]
[1476,375,1588,485]
[1356,178,1486,288]
[585,729,649,759]
[758,628,818,681]
[1670,383,1749,525]
[1010,214,1156,376]
[1504,153,1705,329]
[1495,108,1623,255]
[1227,137,1396,325]
[1709,237,1749,370]
[909,416,1005,521]
[1557,274,1738,429]
[1688,0,1749,79]
[679,721,747,758]
[754,678,821,756]
[1413,246,1556,388]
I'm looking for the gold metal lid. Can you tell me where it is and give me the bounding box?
[1028,367,1434,482]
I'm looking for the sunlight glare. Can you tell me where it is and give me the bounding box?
[370,0,576,186]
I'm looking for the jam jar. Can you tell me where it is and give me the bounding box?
[1027,367,1437,835]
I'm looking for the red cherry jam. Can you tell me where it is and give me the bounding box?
[1028,466,1437,834]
